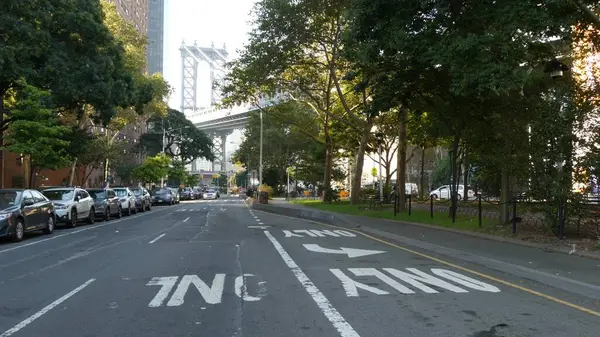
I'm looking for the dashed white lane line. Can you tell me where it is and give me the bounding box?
[149,233,166,244]
[0,278,96,337]
[255,218,261,222]
[183,217,190,222]
[258,222,264,225]
[0,209,173,255]
[263,231,360,337]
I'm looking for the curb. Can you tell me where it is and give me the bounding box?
[252,203,600,261]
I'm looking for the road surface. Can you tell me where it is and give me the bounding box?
[0,196,598,337]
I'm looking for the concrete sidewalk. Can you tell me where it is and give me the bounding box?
[251,199,600,300]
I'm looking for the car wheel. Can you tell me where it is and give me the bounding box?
[457,194,462,200]
[68,209,78,228]
[86,208,95,224]
[104,208,110,221]
[12,220,25,242]
[43,215,54,235]
[117,206,123,219]
[432,194,438,200]
[132,203,138,214]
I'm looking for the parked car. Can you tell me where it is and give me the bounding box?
[130,187,152,211]
[203,189,219,200]
[170,188,180,204]
[86,188,122,221]
[192,188,203,199]
[112,187,137,215]
[42,187,95,227]
[0,189,55,242]
[430,185,475,200]
[178,187,194,200]
[151,188,174,205]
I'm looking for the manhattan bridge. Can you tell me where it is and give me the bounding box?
[179,41,282,179]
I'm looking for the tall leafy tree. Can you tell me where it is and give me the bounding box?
[3,83,71,187]
[221,0,374,202]
[141,109,214,164]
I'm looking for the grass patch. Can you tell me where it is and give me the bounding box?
[290,199,497,232]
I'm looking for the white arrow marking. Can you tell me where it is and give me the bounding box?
[303,244,385,258]
[248,225,271,229]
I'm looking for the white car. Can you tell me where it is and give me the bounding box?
[430,185,474,200]
[203,189,218,200]
[112,187,138,215]
[42,187,95,227]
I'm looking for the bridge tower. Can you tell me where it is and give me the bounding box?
[179,40,231,172]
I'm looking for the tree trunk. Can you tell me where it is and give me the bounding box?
[449,136,460,220]
[350,125,371,204]
[322,123,333,201]
[0,90,5,188]
[419,145,426,200]
[396,110,407,212]
[463,147,469,202]
[500,167,510,224]
[67,158,78,186]
[23,155,30,188]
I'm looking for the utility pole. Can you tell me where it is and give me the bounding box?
[259,110,263,192]
[160,118,166,188]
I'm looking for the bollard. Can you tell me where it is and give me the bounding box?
[393,193,397,216]
[430,194,434,219]
[512,198,517,235]
[478,194,482,228]
[558,198,565,239]
[408,194,412,216]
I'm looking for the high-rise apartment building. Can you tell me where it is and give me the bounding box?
[108,0,149,34]
[147,0,165,74]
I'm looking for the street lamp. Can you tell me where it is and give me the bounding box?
[259,110,263,193]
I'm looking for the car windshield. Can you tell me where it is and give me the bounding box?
[114,189,128,197]
[206,189,215,193]
[0,191,21,209]
[131,189,142,196]
[157,189,170,195]
[88,190,107,200]
[42,189,74,201]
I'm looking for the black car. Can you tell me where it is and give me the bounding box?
[0,189,55,242]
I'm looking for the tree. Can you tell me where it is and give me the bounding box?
[132,154,171,184]
[168,160,189,186]
[141,109,214,164]
[231,102,323,189]
[345,0,590,219]
[184,174,201,187]
[2,83,71,187]
[221,0,374,203]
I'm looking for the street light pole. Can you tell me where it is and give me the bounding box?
[378,142,383,202]
[259,110,263,192]
[160,119,166,187]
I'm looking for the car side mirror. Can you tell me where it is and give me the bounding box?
[76,196,81,201]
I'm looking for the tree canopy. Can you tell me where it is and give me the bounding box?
[140,108,214,165]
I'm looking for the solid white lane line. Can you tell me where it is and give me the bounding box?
[183,217,190,222]
[0,209,173,255]
[0,279,95,337]
[263,231,360,337]
[149,233,166,244]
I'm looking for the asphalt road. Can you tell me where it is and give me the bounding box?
[0,196,598,337]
